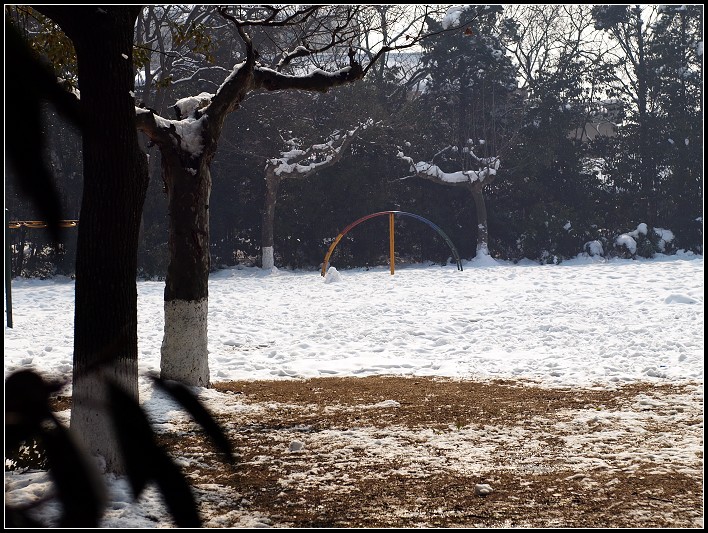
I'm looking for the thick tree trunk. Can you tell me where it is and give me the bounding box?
[160,157,211,386]
[47,7,149,473]
[470,183,490,256]
[261,171,280,270]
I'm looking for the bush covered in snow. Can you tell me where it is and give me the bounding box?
[612,223,676,259]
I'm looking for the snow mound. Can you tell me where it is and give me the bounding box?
[474,483,494,496]
[324,266,343,283]
[469,250,498,267]
[664,294,698,304]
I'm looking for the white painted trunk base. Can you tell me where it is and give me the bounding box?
[262,246,274,270]
[161,298,210,387]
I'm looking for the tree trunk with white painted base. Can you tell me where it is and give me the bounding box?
[161,298,209,385]
[399,152,499,259]
[470,182,490,256]
[160,155,212,387]
[261,171,280,270]
[260,125,363,269]
[37,6,149,473]
[141,51,366,384]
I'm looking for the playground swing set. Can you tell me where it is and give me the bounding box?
[321,210,463,277]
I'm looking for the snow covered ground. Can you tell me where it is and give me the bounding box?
[4,252,704,527]
[5,252,704,388]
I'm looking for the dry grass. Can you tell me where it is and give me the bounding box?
[148,376,703,528]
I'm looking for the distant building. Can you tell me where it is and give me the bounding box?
[572,99,623,142]
[573,119,617,142]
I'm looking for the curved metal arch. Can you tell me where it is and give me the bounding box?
[321,210,463,276]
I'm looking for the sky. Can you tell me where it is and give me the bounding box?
[4,251,704,526]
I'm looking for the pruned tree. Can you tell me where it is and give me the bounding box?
[261,122,369,269]
[133,4,473,386]
[397,147,501,256]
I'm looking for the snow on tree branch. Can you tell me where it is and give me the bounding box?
[266,120,372,178]
[198,5,491,133]
[173,92,213,120]
[276,45,311,69]
[135,5,498,170]
[441,6,466,30]
[397,150,500,186]
[136,106,206,159]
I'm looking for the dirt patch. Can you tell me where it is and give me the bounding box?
[148,376,704,528]
[212,377,691,429]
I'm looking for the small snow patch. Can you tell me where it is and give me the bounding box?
[664,294,698,304]
[474,483,494,496]
[289,441,304,452]
[372,400,401,408]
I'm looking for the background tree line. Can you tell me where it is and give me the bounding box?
[6,4,703,281]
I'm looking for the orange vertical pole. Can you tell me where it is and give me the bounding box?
[389,212,395,275]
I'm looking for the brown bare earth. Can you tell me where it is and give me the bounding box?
[150,376,703,528]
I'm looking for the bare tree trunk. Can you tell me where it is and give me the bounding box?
[470,183,490,256]
[261,171,280,270]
